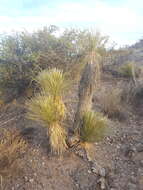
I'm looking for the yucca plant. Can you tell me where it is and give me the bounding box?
[35,68,68,99]
[80,111,108,143]
[26,94,66,125]
[26,93,67,154]
[26,68,69,154]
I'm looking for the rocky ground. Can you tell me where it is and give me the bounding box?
[0,72,143,190]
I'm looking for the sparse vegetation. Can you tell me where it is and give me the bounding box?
[1,24,143,189]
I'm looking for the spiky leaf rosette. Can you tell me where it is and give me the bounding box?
[80,111,107,143]
[36,68,68,98]
[49,123,67,154]
[26,94,66,126]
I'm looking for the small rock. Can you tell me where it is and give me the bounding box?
[34,172,37,176]
[75,149,85,158]
[127,183,137,190]
[87,170,92,174]
[24,176,28,182]
[29,178,34,183]
[98,177,106,190]
[75,183,79,187]
[91,166,98,174]
[122,145,136,157]
[130,176,137,184]
[99,168,106,177]
[136,143,143,152]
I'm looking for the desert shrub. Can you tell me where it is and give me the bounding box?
[0,128,28,181]
[26,68,68,154]
[99,87,123,118]
[0,27,108,101]
[80,111,108,143]
[0,61,35,102]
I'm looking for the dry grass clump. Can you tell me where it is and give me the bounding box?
[0,128,27,180]
[26,68,68,154]
[80,111,108,143]
[99,87,123,118]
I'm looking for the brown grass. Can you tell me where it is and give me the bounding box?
[0,128,28,180]
[99,87,123,118]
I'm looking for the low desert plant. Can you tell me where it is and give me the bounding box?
[99,87,122,118]
[0,128,28,182]
[80,111,108,143]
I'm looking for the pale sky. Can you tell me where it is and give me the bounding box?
[0,0,142,46]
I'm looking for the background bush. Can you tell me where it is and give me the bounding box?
[0,26,108,102]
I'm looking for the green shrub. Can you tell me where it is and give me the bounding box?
[80,111,108,143]
[0,27,108,101]
[0,61,35,102]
